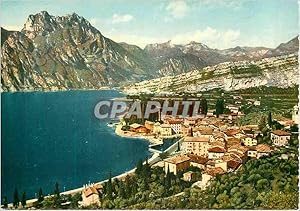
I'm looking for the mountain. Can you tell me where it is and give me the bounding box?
[1,27,15,46]
[144,40,208,75]
[1,11,298,92]
[125,54,298,94]
[264,36,299,57]
[1,11,155,91]
[219,46,271,61]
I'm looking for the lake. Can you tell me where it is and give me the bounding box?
[1,90,150,202]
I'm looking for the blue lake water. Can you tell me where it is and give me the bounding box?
[1,90,150,202]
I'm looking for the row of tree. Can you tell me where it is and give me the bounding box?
[3,182,61,209]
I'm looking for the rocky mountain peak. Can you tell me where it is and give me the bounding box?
[21,11,97,40]
[144,40,174,51]
[183,41,210,51]
[22,11,58,39]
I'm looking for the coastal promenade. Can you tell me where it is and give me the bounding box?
[7,152,161,209]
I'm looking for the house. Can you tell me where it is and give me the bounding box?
[292,105,299,124]
[242,136,257,146]
[194,173,213,190]
[160,124,173,137]
[166,119,183,134]
[228,144,248,161]
[164,155,190,175]
[187,154,209,169]
[247,147,258,158]
[153,122,161,134]
[224,129,240,140]
[192,127,213,140]
[81,185,101,207]
[129,123,149,133]
[271,130,291,146]
[226,105,239,114]
[205,167,226,177]
[222,153,242,170]
[144,120,154,132]
[215,159,228,172]
[256,144,272,158]
[208,146,226,159]
[184,117,197,126]
[182,137,210,156]
[182,125,192,137]
[183,171,197,182]
[225,137,241,148]
[254,101,261,106]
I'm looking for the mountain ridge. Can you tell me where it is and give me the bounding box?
[1,11,298,92]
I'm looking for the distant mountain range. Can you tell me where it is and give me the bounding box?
[1,11,298,91]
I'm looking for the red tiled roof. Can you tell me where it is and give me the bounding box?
[208,146,226,153]
[184,137,210,142]
[83,186,99,198]
[164,155,190,164]
[167,119,183,124]
[225,129,240,137]
[187,154,209,164]
[272,130,291,136]
[227,160,241,169]
[256,144,272,153]
[206,167,226,176]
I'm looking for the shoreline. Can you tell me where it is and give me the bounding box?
[8,152,161,209]
[1,88,123,94]
[114,124,163,145]
[7,124,160,209]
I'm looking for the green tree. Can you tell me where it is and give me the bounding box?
[106,171,113,199]
[200,98,208,115]
[268,112,272,127]
[38,187,44,202]
[215,99,225,117]
[21,192,26,207]
[2,196,8,208]
[54,182,60,197]
[165,166,171,191]
[259,116,266,131]
[135,159,143,175]
[13,188,19,208]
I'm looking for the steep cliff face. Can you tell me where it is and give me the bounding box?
[1,11,155,91]
[125,54,298,94]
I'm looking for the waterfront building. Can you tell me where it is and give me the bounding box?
[160,124,173,137]
[129,123,149,133]
[145,120,154,132]
[81,185,101,207]
[153,122,161,134]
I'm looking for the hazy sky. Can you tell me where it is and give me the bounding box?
[1,0,298,49]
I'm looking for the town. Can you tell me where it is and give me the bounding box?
[77,92,299,208]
